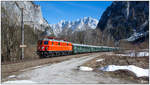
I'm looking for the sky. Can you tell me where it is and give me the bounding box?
[34,1,112,24]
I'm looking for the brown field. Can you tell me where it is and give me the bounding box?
[82,51,149,84]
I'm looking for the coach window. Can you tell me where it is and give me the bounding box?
[44,41,48,45]
[58,42,60,45]
[67,43,68,46]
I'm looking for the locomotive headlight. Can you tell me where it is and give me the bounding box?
[45,47,48,50]
[41,47,44,50]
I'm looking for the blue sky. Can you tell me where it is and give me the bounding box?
[34,1,112,24]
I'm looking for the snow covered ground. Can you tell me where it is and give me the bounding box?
[78,66,93,71]
[96,59,104,62]
[3,80,37,84]
[3,54,100,84]
[126,31,148,42]
[8,75,16,79]
[117,51,149,57]
[2,53,136,84]
[99,65,149,77]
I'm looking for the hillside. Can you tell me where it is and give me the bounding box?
[1,1,54,62]
[97,1,149,47]
[1,1,53,32]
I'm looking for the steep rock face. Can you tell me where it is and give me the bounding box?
[1,1,53,33]
[97,1,149,43]
[1,1,53,62]
[50,17,98,36]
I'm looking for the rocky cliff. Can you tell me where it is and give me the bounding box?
[1,1,53,62]
[1,1,53,33]
[97,1,149,45]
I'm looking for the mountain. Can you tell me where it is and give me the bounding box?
[50,17,98,36]
[1,1,53,62]
[1,1,53,34]
[97,1,149,45]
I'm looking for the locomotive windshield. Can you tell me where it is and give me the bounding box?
[38,40,43,45]
[44,41,48,45]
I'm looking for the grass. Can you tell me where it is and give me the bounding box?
[82,52,149,84]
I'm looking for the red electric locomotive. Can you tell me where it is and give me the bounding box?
[37,37,73,58]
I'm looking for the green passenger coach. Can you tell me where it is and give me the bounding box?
[72,44,118,54]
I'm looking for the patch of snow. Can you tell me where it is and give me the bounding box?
[8,75,16,79]
[78,66,93,71]
[20,65,44,72]
[137,52,149,57]
[3,80,37,84]
[116,54,127,56]
[96,59,104,62]
[116,51,149,57]
[33,66,42,69]
[99,65,149,77]
[126,31,148,42]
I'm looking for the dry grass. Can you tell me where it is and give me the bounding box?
[119,39,149,50]
[82,53,149,84]
[24,45,39,60]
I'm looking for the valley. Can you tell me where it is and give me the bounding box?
[1,1,149,84]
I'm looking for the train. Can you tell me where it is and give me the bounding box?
[37,37,119,58]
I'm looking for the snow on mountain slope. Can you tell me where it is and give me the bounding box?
[50,17,98,36]
[126,31,149,42]
[97,1,149,44]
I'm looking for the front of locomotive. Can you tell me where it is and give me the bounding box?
[37,37,74,58]
[37,39,49,58]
